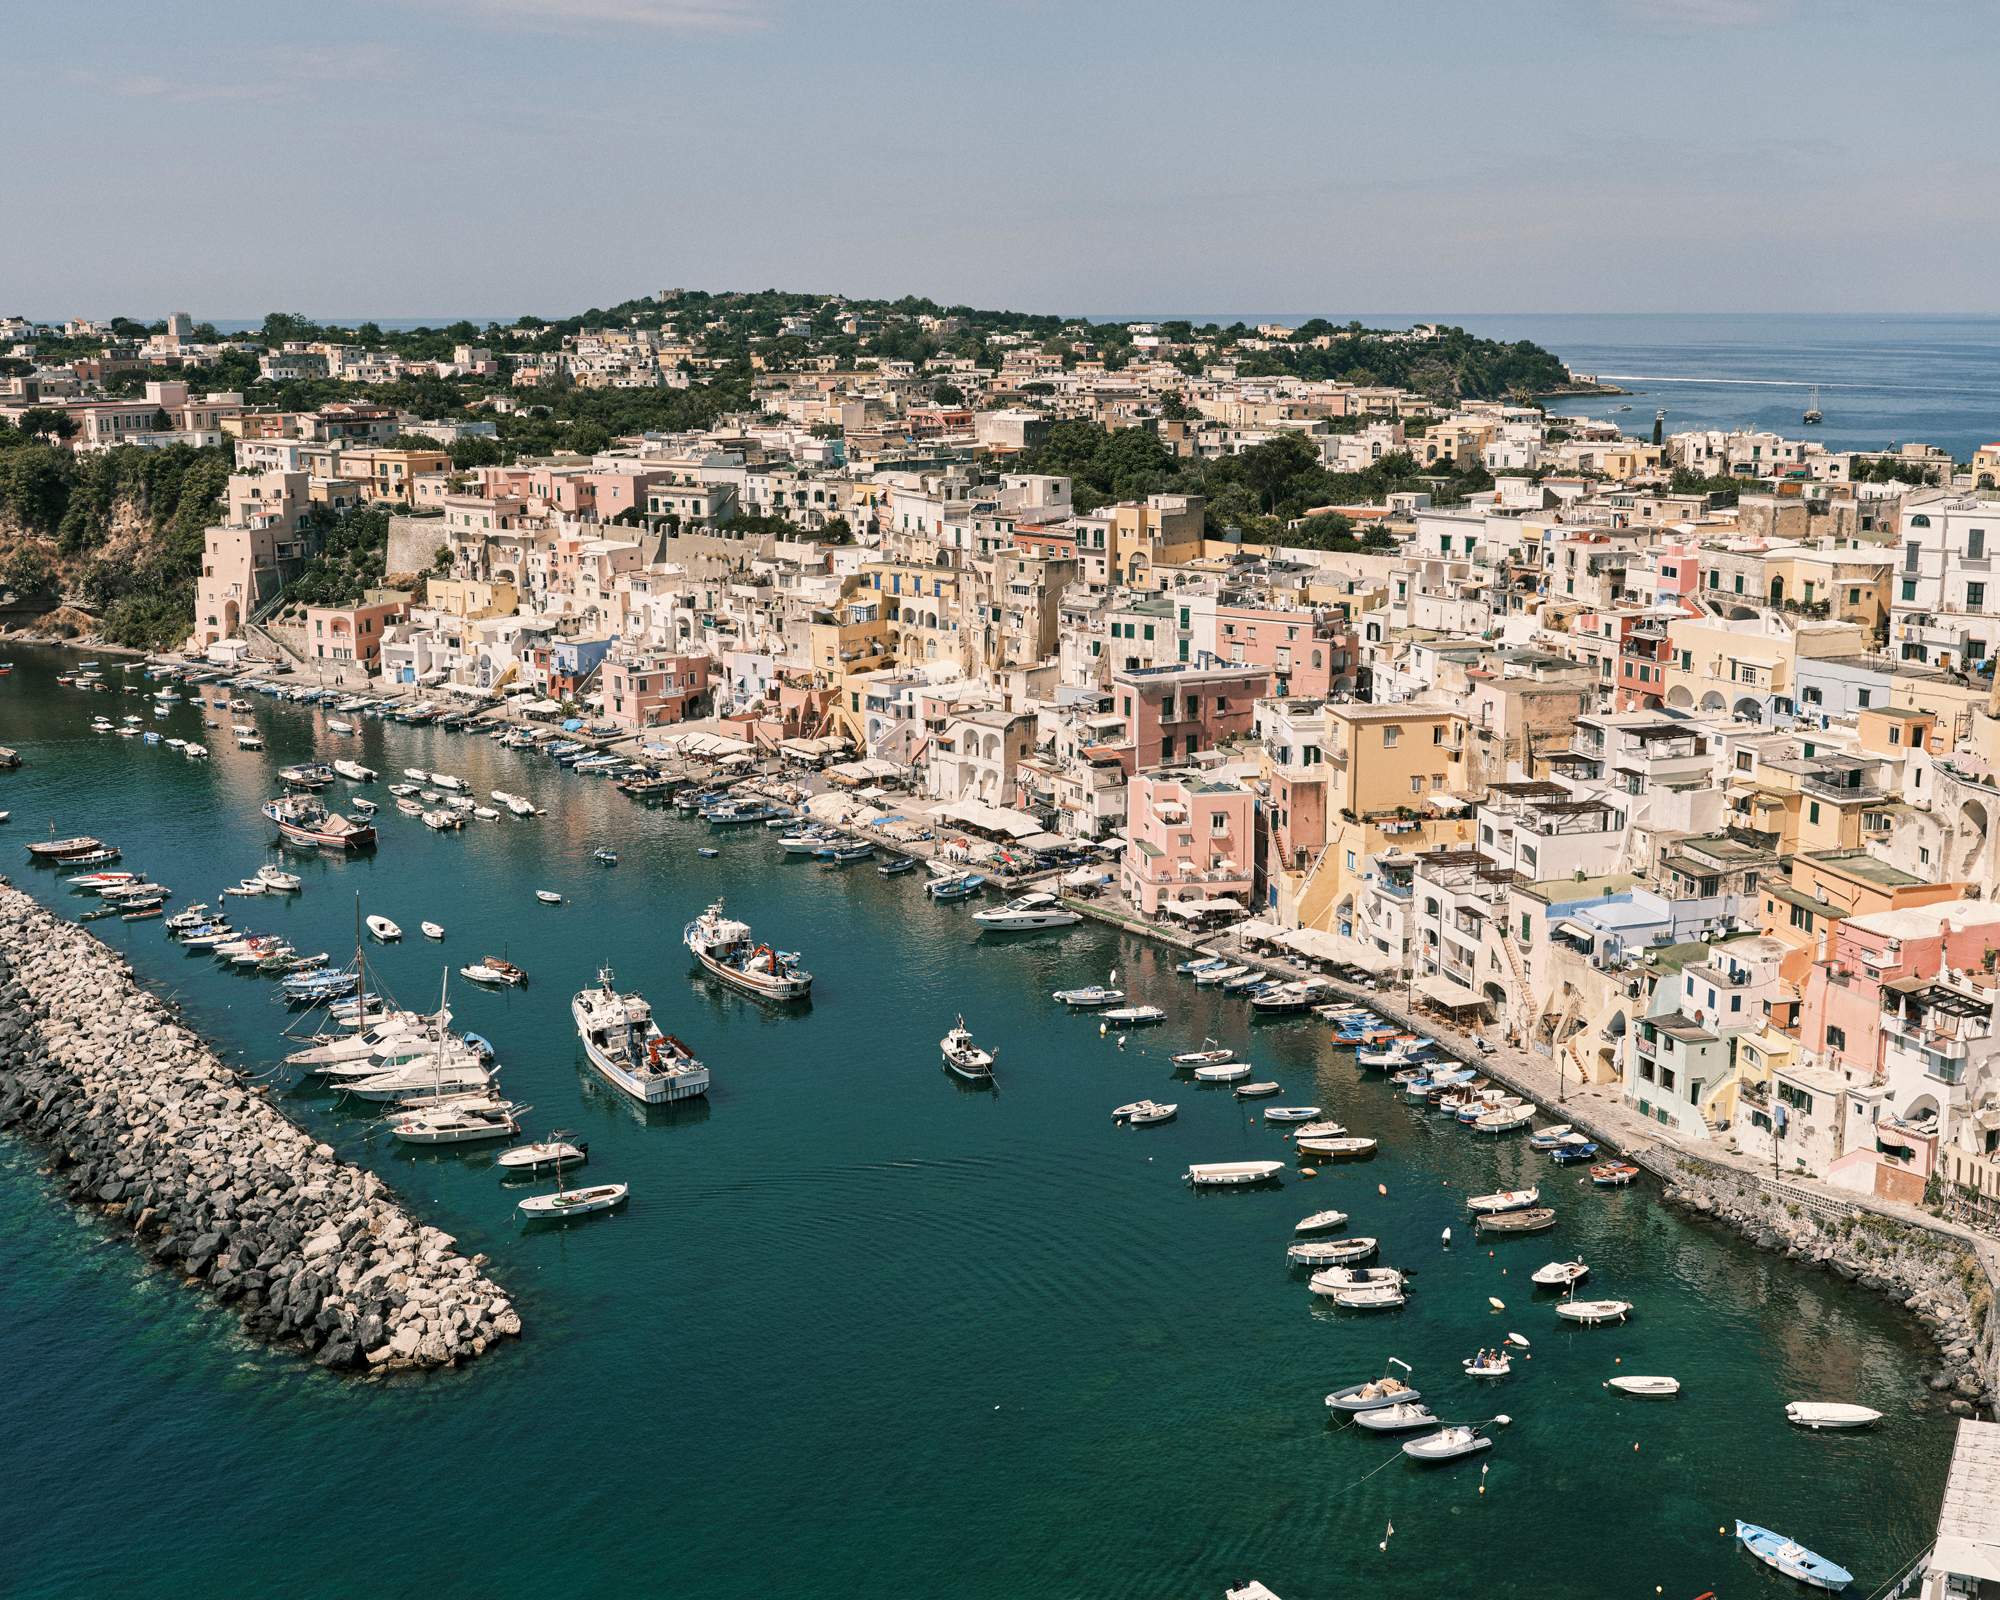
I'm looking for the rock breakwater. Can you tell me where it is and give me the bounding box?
[0,887,518,1371]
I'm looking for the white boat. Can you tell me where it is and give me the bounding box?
[1234,1081,1282,1099]
[940,1016,994,1082]
[1102,1005,1165,1027]
[1531,1259,1590,1288]
[1294,1209,1349,1235]
[332,760,376,783]
[1172,1042,1234,1066]
[1263,1105,1322,1122]
[1606,1375,1681,1398]
[1193,1060,1252,1083]
[1184,1160,1283,1187]
[535,890,563,905]
[1324,1361,1418,1412]
[473,806,500,821]
[1294,1135,1377,1158]
[1463,1351,1512,1379]
[1402,1425,1494,1463]
[1192,964,1246,987]
[421,921,445,940]
[366,915,402,942]
[256,865,302,892]
[1735,1521,1852,1592]
[971,892,1081,931]
[391,1103,520,1145]
[326,719,355,735]
[1474,1104,1535,1133]
[461,962,525,988]
[431,774,466,793]
[572,967,709,1104]
[1352,1401,1439,1434]
[1466,1187,1540,1215]
[1556,1299,1632,1325]
[403,768,430,782]
[1293,1240,1381,1269]
[1112,1099,1178,1125]
[496,1139,587,1174]
[519,1183,628,1220]
[285,1012,434,1068]
[1329,1279,1406,1310]
[1053,983,1125,1008]
[684,900,813,1001]
[341,1058,493,1102]
[1784,1402,1882,1431]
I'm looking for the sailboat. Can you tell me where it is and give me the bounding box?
[518,1141,627,1220]
[1803,385,1823,425]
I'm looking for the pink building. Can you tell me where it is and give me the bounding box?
[1121,769,1254,917]
[601,646,714,730]
[306,597,407,670]
[1111,662,1271,771]
[1190,599,1359,699]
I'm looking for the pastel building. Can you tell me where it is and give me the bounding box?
[1122,769,1255,917]
[600,646,714,730]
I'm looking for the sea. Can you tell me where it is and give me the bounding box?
[0,648,1958,1599]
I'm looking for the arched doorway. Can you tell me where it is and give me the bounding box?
[1733,696,1762,722]
[1769,576,1785,606]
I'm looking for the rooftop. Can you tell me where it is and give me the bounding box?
[1801,849,1925,889]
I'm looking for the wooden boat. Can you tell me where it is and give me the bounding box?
[27,834,105,862]
[1291,1238,1378,1268]
[940,1016,994,1082]
[1183,1160,1283,1188]
[1263,1106,1321,1123]
[518,1182,629,1220]
[1476,1206,1556,1234]
[1111,1099,1177,1126]
[1556,1298,1632,1325]
[1734,1521,1851,1592]
[1173,1041,1234,1067]
[535,890,563,904]
[1784,1402,1882,1431]
[1606,1375,1680,1398]
[1193,1060,1252,1083]
[1294,1135,1376,1159]
[1590,1161,1640,1187]
[1101,1005,1165,1027]
[1288,1120,1347,1139]
[1531,1259,1589,1288]
[1293,1209,1349,1235]
[1474,1104,1535,1133]
[1466,1187,1539,1215]
[1327,1279,1406,1310]
[1233,1081,1283,1100]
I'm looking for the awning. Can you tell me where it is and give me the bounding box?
[1235,918,1285,943]
[1280,928,1346,961]
[934,798,1043,840]
[1416,974,1488,1010]
[1554,919,1597,943]
[1064,866,1112,888]
[1424,793,1469,813]
[1163,897,1243,919]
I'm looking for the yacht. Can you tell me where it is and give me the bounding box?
[366,915,402,942]
[972,891,1080,931]
[683,900,813,1001]
[572,967,710,1105]
[940,1016,995,1082]
[390,1102,520,1145]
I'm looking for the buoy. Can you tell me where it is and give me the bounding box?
[1301,1167,1317,1178]
[1634,1442,1641,1452]
[1378,1183,1388,1196]
[1441,1227,1452,1246]
[1506,1332,1529,1347]
[1098,1022,1107,1037]
[1117,1036,1127,1051]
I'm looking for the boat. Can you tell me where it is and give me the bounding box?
[496,1138,588,1175]
[817,840,875,866]
[1220,971,1271,996]
[1527,1124,1574,1151]
[182,742,208,759]
[684,900,813,1001]
[1184,1161,1283,1188]
[341,1057,492,1103]
[27,835,105,862]
[1590,1161,1640,1187]
[1263,1105,1322,1123]
[926,871,986,902]
[1784,1402,1882,1431]
[1329,1278,1407,1310]
[326,719,355,735]
[403,768,430,782]
[57,846,122,869]
[1556,1298,1632,1325]
[1192,964,1246,987]
[421,809,463,832]
[461,957,529,988]
[572,967,709,1104]
[1101,1004,1165,1027]
[1296,1240,1381,1270]
[1112,1099,1177,1125]
[1234,1081,1282,1100]
[519,1182,629,1221]
[1294,1135,1377,1159]
[1466,1187,1540,1215]
[1735,1521,1849,1592]
[263,795,375,851]
[535,890,563,905]
[1171,1042,1234,1066]
[421,921,445,941]
[1802,385,1824,426]
[972,892,1080,931]
[1293,1209,1349,1235]
[390,1102,521,1146]
[366,915,402,942]
[1474,1104,1535,1133]
[592,847,619,866]
[1550,1138,1602,1166]
[1325,1362,1418,1413]
[255,865,302,893]
[1352,1402,1439,1434]
[1402,1425,1496,1464]
[1249,980,1332,1015]
[1476,1207,1556,1234]
[1052,983,1125,1008]
[1356,1037,1434,1069]
[940,1015,995,1082]
[332,760,377,783]
[696,847,721,859]
[780,829,834,854]
[388,784,420,799]
[224,877,269,898]
[876,855,917,876]
[1462,1351,1512,1379]
[1606,1376,1680,1398]
[1531,1259,1590,1288]
[1193,1060,1252,1083]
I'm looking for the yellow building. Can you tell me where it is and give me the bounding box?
[859,559,965,669]
[1109,494,1205,589]
[1662,615,1868,720]
[423,576,519,619]
[1763,547,1893,637]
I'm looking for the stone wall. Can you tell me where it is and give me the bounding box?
[386,515,446,583]
[0,888,519,1371]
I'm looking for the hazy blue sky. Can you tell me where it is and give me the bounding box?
[6,0,1995,321]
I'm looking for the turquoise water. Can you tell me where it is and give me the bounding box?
[0,646,1957,1598]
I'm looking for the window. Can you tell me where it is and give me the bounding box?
[1857,689,1871,708]
[1382,725,1401,748]
[1907,540,1922,572]
[1971,583,1987,612]
[1902,579,1918,602]
[1827,1025,1846,1051]
[1972,529,1987,559]
[1411,776,1425,794]
[1808,801,1821,824]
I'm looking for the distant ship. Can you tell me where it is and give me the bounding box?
[1803,385,1823,425]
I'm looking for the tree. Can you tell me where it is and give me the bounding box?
[932,382,965,407]
[1,544,55,596]
[18,407,77,442]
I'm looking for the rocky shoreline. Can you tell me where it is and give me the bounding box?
[1661,1152,1996,1414]
[0,886,519,1372]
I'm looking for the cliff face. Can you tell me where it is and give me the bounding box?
[0,889,520,1371]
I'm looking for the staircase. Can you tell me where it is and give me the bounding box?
[1497,930,1531,1040]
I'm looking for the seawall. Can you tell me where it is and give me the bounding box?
[0,886,519,1371]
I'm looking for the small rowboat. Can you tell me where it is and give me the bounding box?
[1184,1160,1283,1188]
[1112,1099,1178,1126]
[1234,1081,1282,1100]
[1606,1375,1680,1398]
[1785,1402,1882,1431]
[1294,1209,1349,1235]
[1172,1042,1233,1067]
[1264,1106,1322,1123]
[1590,1162,1640,1187]
[1295,1134,1376,1159]
[421,921,445,941]
[535,890,564,905]
[519,1182,628,1220]
[1288,1120,1346,1140]
[1476,1207,1556,1234]
[1463,1351,1511,1379]
[1466,1187,1539,1215]
[1194,1060,1252,1083]
[1735,1521,1852,1592]
[1556,1298,1632,1325]
[1527,1123,1574,1150]
[1291,1237,1378,1268]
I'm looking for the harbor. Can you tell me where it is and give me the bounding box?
[0,645,1968,1597]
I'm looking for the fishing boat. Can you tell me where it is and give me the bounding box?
[876,855,917,876]
[1476,1206,1556,1234]
[1328,1278,1406,1310]
[535,890,563,905]
[1556,1298,1632,1325]
[1177,956,1229,977]
[1466,1187,1539,1215]
[1234,1081,1282,1100]
[972,891,1080,930]
[366,915,402,942]
[940,1016,994,1082]
[1294,1135,1377,1159]
[519,1182,629,1221]
[1590,1161,1639,1187]
[1296,1241,1383,1271]
[684,900,813,1001]
[1606,1376,1680,1398]
[1353,1402,1439,1434]
[1184,1160,1283,1188]
[1192,964,1246,987]
[1171,1041,1234,1066]
[332,760,377,783]
[1324,1361,1417,1412]
[255,864,302,893]
[1102,1004,1165,1027]
[572,967,709,1105]
[1263,1105,1322,1123]
[263,795,375,851]
[1474,1104,1535,1134]
[1735,1522,1850,1592]
[1550,1138,1602,1166]
[1784,1402,1882,1431]
[279,762,334,791]
[1527,1124,1574,1151]
[1112,1099,1178,1126]
[1193,1060,1252,1083]
[461,956,528,988]
[1403,1425,1496,1464]
[27,835,105,862]
[421,921,445,941]
[496,1138,588,1176]
[1293,1209,1348,1235]
[1052,982,1125,1008]
[1249,979,1332,1015]
[816,840,874,866]
[325,719,355,735]
[1531,1259,1590,1288]
[1221,970,1271,996]
[1356,1037,1434,1069]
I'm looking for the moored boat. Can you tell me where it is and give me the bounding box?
[1466,1187,1539,1215]
[1112,1099,1177,1125]
[1531,1258,1590,1288]
[1184,1160,1283,1188]
[972,891,1080,930]
[1784,1402,1882,1431]
[1590,1161,1640,1187]
[1293,1209,1348,1235]
[1556,1298,1632,1325]
[263,794,375,851]
[684,900,813,1002]
[1734,1521,1851,1592]
[940,1015,995,1082]
[572,967,709,1105]
[1402,1424,1496,1464]
[1476,1206,1556,1234]
[496,1138,588,1175]
[1606,1375,1680,1398]
[1324,1361,1417,1412]
[519,1182,629,1221]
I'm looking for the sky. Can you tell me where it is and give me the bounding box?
[5,0,1998,322]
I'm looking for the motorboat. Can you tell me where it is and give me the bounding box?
[1734,1522,1851,1592]
[285,1013,435,1068]
[1295,1240,1381,1270]
[1463,1351,1512,1379]
[473,806,500,821]
[1171,1042,1234,1066]
[684,900,813,1001]
[263,795,375,851]
[1328,1278,1406,1310]
[1466,1187,1539,1215]
[1402,1425,1496,1464]
[972,892,1080,931]
[1112,1099,1178,1126]
[366,915,402,942]
[535,890,563,905]
[1548,1132,1599,1162]
[1234,1081,1282,1100]
[403,768,430,783]
[421,809,463,831]
[390,1102,521,1146]
[1192,964,1246,987]
[332,760,376,783]
[939,1015,995,1082]
[256,865,302,892]
[1527,1124,1575,1151]
[1176,955,1229,977]
[573,967,709,1104]
[696,847,721,859]
[1474,1104,1535,1133]
[592,847,619,866]
[1102,1005,1165,1027]
[388,783,420,798]
[1356,1037,1434,1069]
[1193,1060,1252,1083]
[1264,1106,1322,1123]
[325,719,355,736]
[519,1183,629,1221]
[1294,1135,1377,1159]
[1052,983,1126,1008]
[461,957,528,988]
[421,921,445,941]
[816,840,875,866]
[1477,1207,1556,1234]
[1590,1162,1640,1187]
[496,1139,588,1175]
[1455,1091,1522,1125]
[1221,971,1272,996]
[278,762,334,791]
[1353,1402,1439,1434]
[1325,1363,1418,1413]
[1184,1161,1283,1188]
[876,855,917,876]
[1293,1209,1348,1235]
[1556,1299,1632,1325]
[1249,979,1332,1015]
[1784,1402,1882,1431]
[1606,1376,1680,1398]
[1531,1259,1590,1289]
[340,1058,493,1103]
